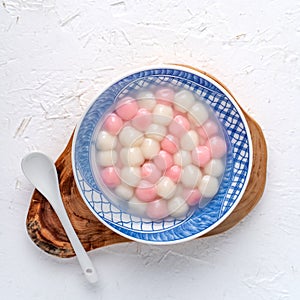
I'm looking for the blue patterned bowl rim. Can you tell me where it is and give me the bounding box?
[71,64,253,245]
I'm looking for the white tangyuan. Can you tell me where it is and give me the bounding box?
[173,150,192,167]
[119,126,144,147]
[97,150,117,167]
[140,138,160,159]
[145,123,167,141]
[180,130,199,151]
[120,147,144,166]
[175,183,184,196]
[120,166,141,187]
[199,175,219,198]
[128,197,148,215]
[157,176,176,199]
[181,164,202,188]
[115,183,134,200]
[204,159,225,177]
[136,91,156,111]
[96,131,117,150]
[188,102,209,126]
[174,90,195,112]
[152,104,173,126]
[168,196,189,218]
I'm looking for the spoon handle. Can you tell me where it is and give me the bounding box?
[52,194,98,283]
[21,152,98,283]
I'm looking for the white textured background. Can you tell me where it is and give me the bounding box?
[1,0,300,299]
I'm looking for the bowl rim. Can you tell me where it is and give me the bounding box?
[71,63,253,244]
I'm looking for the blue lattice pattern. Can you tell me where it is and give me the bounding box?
[73,67,251,243]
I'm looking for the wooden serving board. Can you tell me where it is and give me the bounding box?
[26,68,267,258]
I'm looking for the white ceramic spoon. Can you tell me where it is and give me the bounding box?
[21,152,98,284]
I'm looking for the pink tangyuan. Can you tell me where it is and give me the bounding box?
[173,109,187,117]
[100,166,121,188]
[155,88,175,106]
[206,136,227,158]
[146,199,169,219]
[115,97,139,121]
[165,165,181,182]
[135,181,157,202]
[202,119,219,137]
[131,108,152,131]
[191,146,211,167]
[103,113,124,135]
[169,115,190,137]
[197,126,209,141]
[153,150,174,171]
[161,135,179,154]
[141,162,162,184]
[183,189,202,206]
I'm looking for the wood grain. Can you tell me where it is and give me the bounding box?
[26,68,267,258]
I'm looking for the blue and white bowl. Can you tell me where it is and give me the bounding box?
[72,65,253,244]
